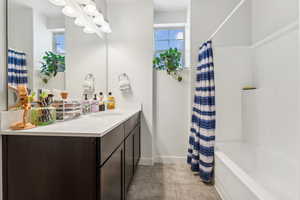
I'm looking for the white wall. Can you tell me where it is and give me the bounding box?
[190,0,252,145]
[154,70,190,162]
[47,17,65,30]
[33,11,54,91]
[65,18,107,99]
[7,4,34,108]
[65,0,107,99]
[240,1,299,198]
[154,10,187,24]
[214,47,252,143]
[153,0,252,163]
[252,0,298,43]
[107,0,154,164]
[8,4,34,90]
[190,0,251,69]
[152,6,191,163]
[8,2,63,97]
[0,0,6,111]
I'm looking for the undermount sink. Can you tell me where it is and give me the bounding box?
[90,111,124,118]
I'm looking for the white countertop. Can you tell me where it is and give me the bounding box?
[1,108,141,137]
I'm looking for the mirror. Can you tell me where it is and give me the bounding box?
[7,0,108,110]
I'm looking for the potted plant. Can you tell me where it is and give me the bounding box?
[153,48,183,82]
[40,51,65,84]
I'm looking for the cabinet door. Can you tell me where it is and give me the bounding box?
[101,145,124,200]
[3,136,97,200]
[133,125,141,171]
[124,133,134,193]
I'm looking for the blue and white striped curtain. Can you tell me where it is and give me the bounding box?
[187,41,216,183]
[8,49,28,88]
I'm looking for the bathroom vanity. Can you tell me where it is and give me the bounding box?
[2,110,141,200]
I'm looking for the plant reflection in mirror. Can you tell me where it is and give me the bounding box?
[40,51,65,84]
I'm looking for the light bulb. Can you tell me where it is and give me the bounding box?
[83,26,95,34]
[83,3,99,16]
[93,14,105,25]
[74,17,85,27]
[62,6,78,18]
[48,0,66,6]
[100,23,111,33]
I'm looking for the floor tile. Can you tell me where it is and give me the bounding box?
[127,163,220,200]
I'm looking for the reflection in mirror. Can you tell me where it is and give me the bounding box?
[7,0,108,110]
[7,0,66,109]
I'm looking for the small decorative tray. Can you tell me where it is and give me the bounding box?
[52,100,82,121]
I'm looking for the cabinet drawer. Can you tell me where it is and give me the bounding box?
[100,125,124,165]
[124,112,140,137]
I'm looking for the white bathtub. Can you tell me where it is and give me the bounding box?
[214,142,298,200]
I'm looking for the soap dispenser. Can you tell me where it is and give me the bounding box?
[99,92,105,112]
[82,94,91,114]
[107,92,116,110]
[91,94,99,113]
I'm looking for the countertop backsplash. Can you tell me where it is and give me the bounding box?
[0,110,23,131]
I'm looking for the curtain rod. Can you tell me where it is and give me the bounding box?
[208,0,246,41]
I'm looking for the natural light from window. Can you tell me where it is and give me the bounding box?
[154,28,185,66]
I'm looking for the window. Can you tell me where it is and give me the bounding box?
[52,32,65,72]
[53,32,65,55]
[154,28,185,66]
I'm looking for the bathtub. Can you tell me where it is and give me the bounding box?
[214,142,298,200]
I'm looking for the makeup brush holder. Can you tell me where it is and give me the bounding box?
[29,107,56,126]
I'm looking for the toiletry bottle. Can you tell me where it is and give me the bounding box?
[91,94,99,113]
[82,94,91,114]
[99,92,105,111]
[107,92,116,110]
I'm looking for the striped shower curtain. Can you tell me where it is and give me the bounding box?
[187,41,216,183]
[8,49,28,88]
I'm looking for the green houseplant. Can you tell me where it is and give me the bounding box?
[40,51,65,84]
[153,48,183,82]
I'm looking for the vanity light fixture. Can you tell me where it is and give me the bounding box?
[83,2,99,16]
[93,14,105,25]
[62,6,78,18]
[100,22,112,33]
[74,17,85,27]
[48,0,111,37]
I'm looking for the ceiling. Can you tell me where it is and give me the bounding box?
[154,0,188,12]
[10,0,63,18]
[11,0,188,17]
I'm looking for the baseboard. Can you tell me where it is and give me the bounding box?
[139,157,154,166]
[215,177,231,200]
[139,156,187,165]
[154,156,186,164]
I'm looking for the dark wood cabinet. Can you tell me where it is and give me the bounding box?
[3,136,97,200]
[133,125,141,171]
[3,112,141,200]
[100,145,124,200]
[124,133,134,193]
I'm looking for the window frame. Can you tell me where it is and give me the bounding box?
[154,24,186,67]
[52,31,65,55]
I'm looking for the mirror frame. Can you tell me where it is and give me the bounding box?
[5,0,8,111]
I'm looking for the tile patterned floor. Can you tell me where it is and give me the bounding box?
[127,163,221,200]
